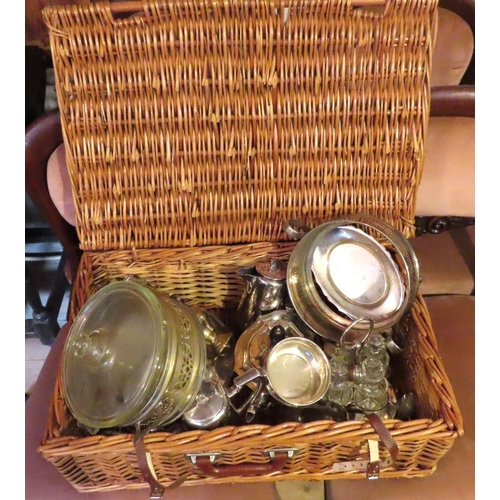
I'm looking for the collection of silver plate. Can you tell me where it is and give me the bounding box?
[181,219,418,429]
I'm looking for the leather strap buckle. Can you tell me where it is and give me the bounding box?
[366,439,381,480]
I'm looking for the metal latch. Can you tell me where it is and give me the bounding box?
[264,448,300,459]
[185,452,222,465]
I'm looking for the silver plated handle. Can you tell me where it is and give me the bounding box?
[225,368,262,398]
[340,317,374,348]
[283,219,312,240]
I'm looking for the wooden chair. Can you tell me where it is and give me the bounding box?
[25,109,82,345]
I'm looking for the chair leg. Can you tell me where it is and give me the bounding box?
[45,253,69,317]
[25,255,68,346]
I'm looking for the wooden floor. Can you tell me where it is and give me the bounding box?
[25,337,52,394]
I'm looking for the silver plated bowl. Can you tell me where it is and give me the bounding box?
[227,336,331,408]
[285,213,420,342]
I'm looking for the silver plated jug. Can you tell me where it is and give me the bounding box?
[235,260,288,334]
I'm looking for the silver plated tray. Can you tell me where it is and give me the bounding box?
[311,226,405,322]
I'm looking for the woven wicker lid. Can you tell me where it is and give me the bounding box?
[43,0,437,251]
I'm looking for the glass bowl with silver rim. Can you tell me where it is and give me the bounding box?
[285,213,420,343]
[62,277,206,436]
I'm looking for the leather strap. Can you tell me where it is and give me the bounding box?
[366,413,399,462]
[332,456,392,473]
[331,416,398,479]
[134,434,187,499]
[133,416,396,493]
[194,453,289,478]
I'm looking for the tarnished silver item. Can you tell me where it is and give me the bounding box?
[236,260,288,333]
[182,366,231,430]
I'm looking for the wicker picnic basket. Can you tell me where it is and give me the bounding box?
[39,0,464,495]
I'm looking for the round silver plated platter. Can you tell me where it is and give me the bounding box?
[311,226,405,321]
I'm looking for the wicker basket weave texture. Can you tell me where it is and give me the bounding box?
[43,0,437,251]
[37,0,465,493]
[40,250,462,490]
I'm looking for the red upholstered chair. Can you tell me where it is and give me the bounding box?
[413,85,475,296]
[431,2,475,86]
[25,109,81,346]
[437,0,475,85]
[25,108,81,284]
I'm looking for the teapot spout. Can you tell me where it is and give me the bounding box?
[237,266,258,281]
